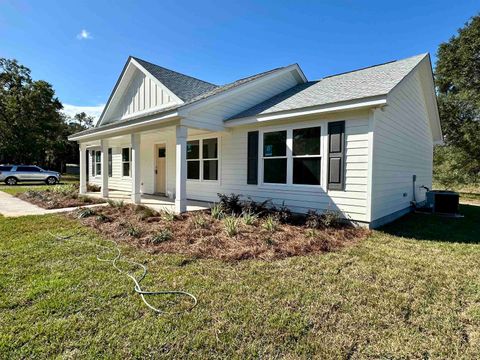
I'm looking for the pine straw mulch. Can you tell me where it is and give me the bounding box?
[72,203,370,261]
[17,185,105,209]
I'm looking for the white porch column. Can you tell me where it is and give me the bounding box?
[175,125,187,213]
[131,133,141,204]
[79,143,87,194]
[101,139,109,197]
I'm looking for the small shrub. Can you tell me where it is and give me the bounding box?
[262,215,279,232]
[321,209,342,228]
[107,199,125,208]
[135,205,156,220]
[241,211,258,226]
[264,236,276,246]
[217,193,242,215]
[96,213,110,223]
[123,222,142,238]
[160,209,176,222]
[223,216,240,237]
[306,229,317,238]
[210,203,224,220]
[192,213,209,229]
[305,209,343,228]
[271,202,292,224]
[241,198,271,216]
[87,183,101,192]
[77,207,96,219]
[305,210,322,229]
[151,229,173,244]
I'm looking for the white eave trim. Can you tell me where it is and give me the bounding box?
[179,64,307,115]
[69,111,179,141]
[224,97,388,127]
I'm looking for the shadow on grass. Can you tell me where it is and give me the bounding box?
[379,204,480,244]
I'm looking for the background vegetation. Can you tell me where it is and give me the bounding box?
[433,15,480,189]
[0,59,93,172]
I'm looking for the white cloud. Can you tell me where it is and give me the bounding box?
[63,103,105,123]
[76,29,92,40]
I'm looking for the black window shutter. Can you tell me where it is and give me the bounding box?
[247,131,259,185]
[328,121,345,190]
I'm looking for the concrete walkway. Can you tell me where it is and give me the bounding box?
[0,191,104,217]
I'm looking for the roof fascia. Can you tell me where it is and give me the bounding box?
[224,96,387,127]
[69,111,179,142]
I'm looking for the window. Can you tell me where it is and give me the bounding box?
[263,131,287,184]
[261,126,321,186]
[95,151,101,176]
[187,138,219,181]
[187,140,200,180]
[292,127,321,185]
[0,166,12,171]
[16,166,41,172]
[122,148,130,177]
[202,138,218,181]
[108,148,112,177]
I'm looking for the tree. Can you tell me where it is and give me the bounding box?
[0,58,93,171]
[435,14,480,184]
[0,58,64,166]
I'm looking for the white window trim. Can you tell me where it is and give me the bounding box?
[121,147,131,178]
[258,121,327,191]
[186,135,220,183]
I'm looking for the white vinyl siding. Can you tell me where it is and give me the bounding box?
[105,68,181,124]
[370,70,433,221]
[184,71,301,129]
[184,112,370,222]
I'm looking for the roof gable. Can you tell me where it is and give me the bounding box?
[132,57,218,102]
[228,54,427,120]
[97,57,217,126]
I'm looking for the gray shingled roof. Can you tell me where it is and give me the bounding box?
[133,57,218,102]
[70,64,290,139]
[227,54,427,120]
[183,66,289,105]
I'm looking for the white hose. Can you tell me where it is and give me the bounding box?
[49,232,197,314]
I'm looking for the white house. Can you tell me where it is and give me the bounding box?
[69,53,442,228]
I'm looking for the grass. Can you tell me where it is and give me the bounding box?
[0,174,79,195]
[1,205,480,358]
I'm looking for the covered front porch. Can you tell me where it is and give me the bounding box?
[76,118,223,213]
[85,190,210,212]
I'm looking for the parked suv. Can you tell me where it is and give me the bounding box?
[0,165,61,185]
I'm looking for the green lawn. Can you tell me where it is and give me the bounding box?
[0,174,79,195]
[1,205,479,358]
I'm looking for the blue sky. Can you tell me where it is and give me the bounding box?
[1,0,478,119]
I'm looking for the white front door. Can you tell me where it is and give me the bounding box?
[155,144,166,194]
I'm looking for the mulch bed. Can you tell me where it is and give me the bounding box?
[72,203,369,261]
[17,185,105,209]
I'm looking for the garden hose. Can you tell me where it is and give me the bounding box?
[49,232,197,314]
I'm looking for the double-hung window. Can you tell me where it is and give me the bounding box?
[95,151,101,176]
[292,127,321,185]
[122,148,131,177]
[108,148,112,177]
[262,126,321,186]
[187,137,218,181]
[262,131,287,184]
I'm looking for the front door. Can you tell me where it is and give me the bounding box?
[155,145,166,194]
